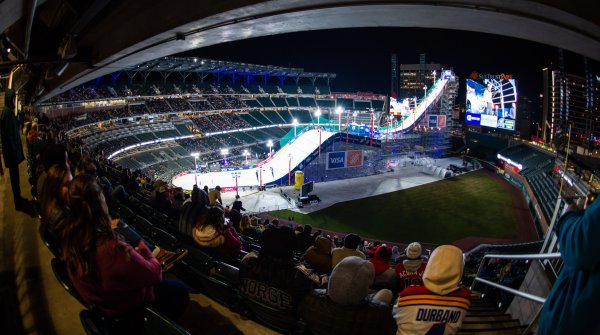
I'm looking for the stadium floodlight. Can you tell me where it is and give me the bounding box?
[335,107,344,131]
[292,118,299,136]
[267,140,273,156]
[315,109,322,127]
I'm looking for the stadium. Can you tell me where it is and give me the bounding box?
[1,1,600,335]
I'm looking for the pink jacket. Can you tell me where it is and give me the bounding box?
[69,239,162,317]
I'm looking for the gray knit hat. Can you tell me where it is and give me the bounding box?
[327,256,374,305]
[406,242,422,260]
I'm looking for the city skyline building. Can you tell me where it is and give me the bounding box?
[542,67,600,155]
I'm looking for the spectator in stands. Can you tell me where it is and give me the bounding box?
[191,184,200,203]
[227,208,242,233]
[391,245,402,264]
[395,242,427,292]
[393,245,470,335]
[239,226,313,312]
[538,193,600,335]
[332,233,366,268]
[208,185,222,205]
[370,245,393,276]
[76,155,114,201]
[240,214,261,239]
[1,89,36,216]
[302,235,334,274]
[298,256,396,335]
[62,174,189,320]
[366,241,381,258]
[155,185,174,216]
[295,224,315,253]
[192,206,242,256]
[231,194,246,213]
[25,122,43,195]
[39,164,72,252]
[370,245,397,291]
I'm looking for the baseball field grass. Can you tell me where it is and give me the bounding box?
[268,170,518,244]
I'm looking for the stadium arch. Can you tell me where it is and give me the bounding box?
[10,0,597,103]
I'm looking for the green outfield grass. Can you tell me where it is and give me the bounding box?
[268,170,518,244]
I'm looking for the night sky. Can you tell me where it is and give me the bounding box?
[184,28,596,102]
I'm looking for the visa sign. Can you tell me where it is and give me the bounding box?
[327,151,346,169]
[429,115,438,128]
[326,150,364,170]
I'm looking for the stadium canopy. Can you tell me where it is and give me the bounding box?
[121,57,336,84]
[0,0,598,104]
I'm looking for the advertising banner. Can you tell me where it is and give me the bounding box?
[346,150,363,167]
[428,115,438,128]
[327,151,346,169]
[327,150,364,170]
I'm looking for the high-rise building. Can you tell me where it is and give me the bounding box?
[542,67,600,155]
[397,53,443,98]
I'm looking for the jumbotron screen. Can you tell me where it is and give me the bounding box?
[465,78,517,131]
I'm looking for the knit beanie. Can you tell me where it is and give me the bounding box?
[259,226,295,259]
[328,256,375,305]
[343,233,361,249]
[423,245,464,295]
[405,242,422,260]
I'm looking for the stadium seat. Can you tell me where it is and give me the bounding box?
[79,307,190,335]
[127,196,142,210]
[116,204,135,222]
[51,258,89,308]
[191,265,239,308]
[79,309,109,335]
[129,215,154,240]
[240,295,304,334]
[143,307,191,335]
[139,203,155,218]
[150,227,179,251]
[213,261,239,286]
[40,231,61,259]
[183,247,215,274]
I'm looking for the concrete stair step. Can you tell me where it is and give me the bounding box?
[461,320,521,330]
[470,301,496,308]
[457,325,527,334]
[468,306,501,312]
[464,314,512,322]
[466,311,508,317]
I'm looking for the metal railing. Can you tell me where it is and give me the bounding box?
[469,252,562,334]
[469,252,562,302]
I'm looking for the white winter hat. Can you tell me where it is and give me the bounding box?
[406,242,422,260]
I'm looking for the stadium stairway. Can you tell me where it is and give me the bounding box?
[459,292,529,335]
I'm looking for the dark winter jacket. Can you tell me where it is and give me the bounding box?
[1,89,25,164]
[298,290,397,335]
